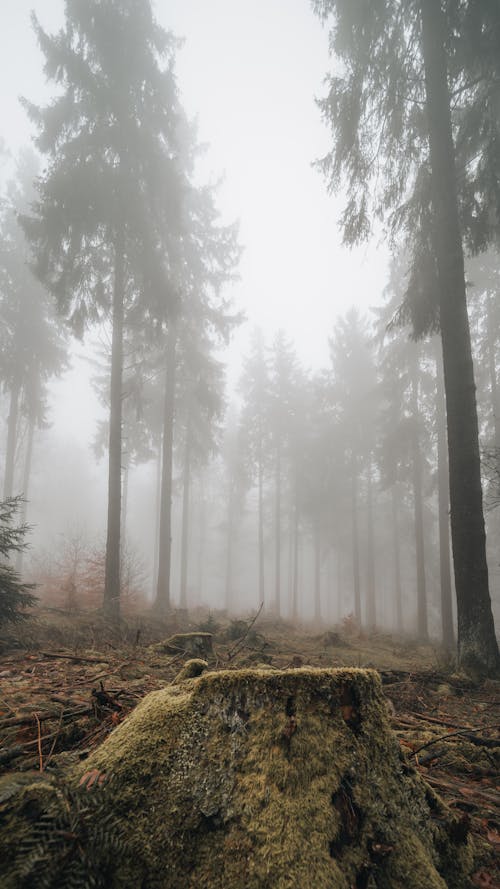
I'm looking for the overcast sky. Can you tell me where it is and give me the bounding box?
[1,0,388,354]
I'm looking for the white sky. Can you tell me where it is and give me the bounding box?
[1,0,389,434]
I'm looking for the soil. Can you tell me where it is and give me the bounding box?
[0,608,498,887]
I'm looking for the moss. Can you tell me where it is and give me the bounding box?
[173,658,208,682]
[0,669,474,888]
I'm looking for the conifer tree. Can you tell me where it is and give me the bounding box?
[22,0,185,620]
[313,0,499,673]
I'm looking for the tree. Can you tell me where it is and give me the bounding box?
[0,497,36,625]
[0,151,67,503]
[23,0,184,620]
[239,328,273,609]
[314,0,499,673]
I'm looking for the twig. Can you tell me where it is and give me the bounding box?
[35,714,43,772]
[226,603,264,662]
[0,706,91,728]
[44,708,65,770]
[411,724,500,758]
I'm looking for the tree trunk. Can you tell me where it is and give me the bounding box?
[435,339,455,650]
[155,325,177,615]
[292,485,299,620]
[3,376,21,500]
[258,430,265,608]
[366,457,376,631]
[421,0,499,673]
[104,231,125,622]
[16,417,35,575]
[121,449,131,543]
[274,438,281,614]
[410,349,428,640]
[152,433,162,600]
[314,515,321,624]
[197,477,206,603]
[179,420,192,611]
[351,451,361,627]
[391,484,403,634]
[225,487,234,613]
[486,293,500,449]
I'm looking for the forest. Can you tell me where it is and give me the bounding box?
[0,2,499,888]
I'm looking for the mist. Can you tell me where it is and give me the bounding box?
[0,0,499,656]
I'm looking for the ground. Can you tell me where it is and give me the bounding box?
[0,608,498,887]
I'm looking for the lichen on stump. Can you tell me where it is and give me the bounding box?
[0,669,473,888]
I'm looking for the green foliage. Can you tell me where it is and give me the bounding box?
[0,497,36,625]
[12,783,128,889]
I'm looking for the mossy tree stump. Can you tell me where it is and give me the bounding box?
[159,632,213,658]
[0,669,473,888]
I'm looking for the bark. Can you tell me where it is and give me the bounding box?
[410,350,428,640]
[391,484,403,634]
[3,376,21,500]
[179,419,192,611]
[103,231,125,622]
[365,458,376,630]
[155,325,176,615]
[351,451,361,626]
[435,340,455,650]
[421,0,499,673]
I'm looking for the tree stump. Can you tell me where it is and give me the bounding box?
[157,631,213,658]
[0,669,473,888]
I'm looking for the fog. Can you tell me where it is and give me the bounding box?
[1,0,499,649]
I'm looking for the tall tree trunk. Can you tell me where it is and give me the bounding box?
[104,231,125,622]
[421,0,499,672]
[16,417,35,575]
[121,449,131,543]
[435,339,455,649]
[292,483,299,620]
[410,350,428,640]
[486,293,500,450]
[314,515,321,623]
[391,483,403,634]
[179,420,192,611]
[274,438,281,614]
[225,487,234,613]
[152,433,162,600]
[351,450,361,626]
[258,429,265,608]
[197,477,206,603]
[366,457,376,630]
[155,325,176,615]
[3,376,21,500]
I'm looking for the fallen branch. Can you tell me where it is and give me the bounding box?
[226,603,264,662]
[411,725,500,759]
[40,651,107,664]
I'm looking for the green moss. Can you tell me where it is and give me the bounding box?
[173,658,209,681]
[0,669,474,888]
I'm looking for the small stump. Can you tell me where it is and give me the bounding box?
[158,632,213,658]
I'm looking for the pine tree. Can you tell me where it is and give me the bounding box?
[0,497,36,625]
[22,0,185,621]
[313,0,499,673]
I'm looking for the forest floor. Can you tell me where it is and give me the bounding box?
[0,607,499,887]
